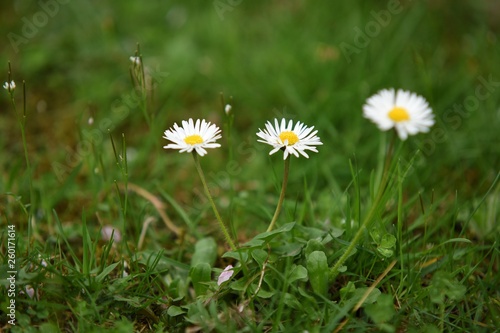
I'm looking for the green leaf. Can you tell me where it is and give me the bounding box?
[230,279,274,298]
[377,233,396,258]
[304,239,325,258]
[242,222,295,248]
[167,305,185,317]
[428,271,466,304]
[338,265,347,272]
[370,228,382,243]
[221,250,249,262]
[230,278,247,292]
[95,262,120,283]
[39,322,63,333]
[112,319,135,331]
[380,234,396,248]
[251,248,268,266]
[294,225,327,239]
[135,251,189,271]
[354,287,381,305]
[256,287,274,298]
[340,281,356,301]
[364,294,396,324]
[282,292,301,309]
[113,295,143,308]
[307,251,329,296]
[419,324,441,333]
[288,264,308,283]
[191,237,217,267]
[190,263,212,296]
[329,226,345,238]
[340,282,381,306]
[274,242,303,257]
[441,238,472,245]
[377,247,394,258]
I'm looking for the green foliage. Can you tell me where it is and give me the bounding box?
[371,230,397,258]
[191,237,218,267]
[306,251,329,296]
[428,271,467,305]
[365,293,395,322]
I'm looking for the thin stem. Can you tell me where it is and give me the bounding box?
[439,302,445,333]
[267,157,290,232]
[8,82,32,184]
[9,80,34,254]
[130,44,150,126]
[330,133,397,282]
[192,152,237,251]
[397,161,404,292]
[221,93,236,237]
[379,131,396,194]
[329,195,380,281]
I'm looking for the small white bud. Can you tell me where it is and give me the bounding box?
[130,56,141,65]
[224,104,232,115]
[3,80,16,92]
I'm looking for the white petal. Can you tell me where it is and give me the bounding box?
[217,265,234,285]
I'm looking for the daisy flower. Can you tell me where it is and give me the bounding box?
[3,80,15,92]
[162,118,236,250]
[163,118,222,156]
[363,89,434,140]
[256,119,323,160]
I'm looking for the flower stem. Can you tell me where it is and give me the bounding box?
[330,133,396,282]
[267,157,290,232]
[192,152,237,251]
[9,80,34,254]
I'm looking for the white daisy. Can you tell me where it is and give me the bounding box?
[363,89,434,140]
[3,80,15,92]
[257,119,323,159]
[163,118,222,156]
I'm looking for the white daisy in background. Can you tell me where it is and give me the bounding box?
[363,89,434,140]
[3,80,16,92]
[163,118,222,156]
[257,118,323,159]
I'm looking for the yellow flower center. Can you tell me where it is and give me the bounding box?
[388,107,410,122]
[279,131,299,145]
[184,134,204,145]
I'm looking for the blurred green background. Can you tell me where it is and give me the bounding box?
[1,0,499,234]
[1,2,499,330]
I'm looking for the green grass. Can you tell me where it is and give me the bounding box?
[1,0,499,332]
